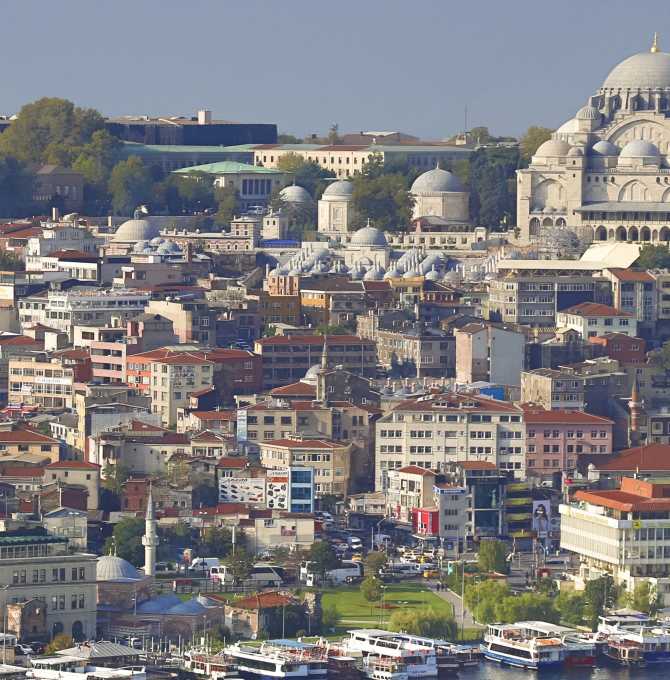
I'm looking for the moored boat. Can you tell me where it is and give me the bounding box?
[481,623,564,669]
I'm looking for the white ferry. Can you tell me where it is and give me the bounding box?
[605,625,670,666]
[28,656,146,680]
[226,640,328,680]
[337,629,438,680]
[481,623,563,668]
[183,649,240,679]
[597,613,655,635]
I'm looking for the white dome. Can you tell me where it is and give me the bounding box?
[351,226,388,247]
[384,268,401,279]
[576,105,600,120]
[288,268,302,276]
[411,167,465,193]
[403,270,420,278]
[305,364,322,380]
[602,50,670,90]
[590,140,621,157]
[620,140,661,158]
[113,218,161,243]
[133,240,149,253]
[425,267,441,281]
[97,555,142,581]
[280,185,312,203]
[149,237,164,246]
[364,266,384,280]
[556,119,579,134]
[323,180,354,197]
[534,139,572,157]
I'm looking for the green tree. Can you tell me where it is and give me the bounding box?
[0,155,35,218]
[223,545,254,584]
[469,126,493,145]
[273,545,290,565]
[215,185,241,230]
[619,581,661,616]
[365,551,388,576]
[328,123,342,146]
[149,180,181,215]
[202,525,233,558]
[45,633,74,654]
[636,244,670,269]
[264,324,277,338]
[308,541,340,585]
[277,133,302,144]
[108,156,154,215]
[388,607,458,640]
[188,214,214,232]
[0,251,25,271]
[164,458,188,485]
[555,591,586,625]
[583,575,616,629]
[496,593,560,624]
[321,603,341,631]
[164,521,191,549]
[464,579,511,624]
[360,575,383,614]
[170,170,216,213]
[661,344,670,372]
[519,126,555,160]
[477,163,513,229]
[0,97,107,164]
[313,323,351,336]
[101,463,130,495]
[102,517,145,566]
[350,172,415,233]
[276,152,335,197]
[477,539,508,574]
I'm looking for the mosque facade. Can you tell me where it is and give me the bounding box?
[518,36,670,248]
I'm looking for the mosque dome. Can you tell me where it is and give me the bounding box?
[288,268,303,276]
[96,555,142,581]
[576,105,600,120]
[279,185,312,203]
[133,240,149,253]
[149,237,164,246]
[411,167,465,193]
[162,239,181,252]
[425,267,441,281]
[142,248,154,254]
[156,244,172,255]
[113,217,161,243]
[534,139,572,157]
[567,146,584,157]
[505,250,522,260]
[349,266,365,280]
[384,268,401,279]
[364,265,384,280]
[602,48,670,90]
[136,595,182,613]
[323,180,354,197]
[590,140,621,157]
[556,119,579,134]
[305,364,322,381]
[350,225,388,247]
[166,600,206,615]
[620,140,661,158]
[403,270,420,278]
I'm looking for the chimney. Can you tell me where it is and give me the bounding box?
[392,381,397,393]
[423,377,429,387]
[52,207,60,221]
[441,377,447,387]
[198,109,212,125]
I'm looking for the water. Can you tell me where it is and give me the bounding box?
[463,662,665,680]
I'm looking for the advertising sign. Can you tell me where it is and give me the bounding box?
[218,477,265,503]
[267,476,288,510]
[35,377,71,386]
[0,286,14,301]
[507,513,533,522]
[237,409,247,443]
[507,497,533,506]
[532,501,551,538]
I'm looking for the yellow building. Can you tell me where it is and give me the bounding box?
[0,422,59,461]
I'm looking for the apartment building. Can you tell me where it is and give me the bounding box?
[25,219,104,264]
[248,291,300,332]
[520,369,585,411]
[386,465,441,523]
[376,326,455,378]
[0,422,59,461]
[375,392,525,490]
[521,406,613,482]
[588,332,646,363]
[260,438,352,500]
[605,269,656,339]
[146,298,216,344]
[0,530,98,642]
[488,267,612,327]
[8,353,76,410]
[0,335,44,402]
[651,269,670,341]
[44,461,101,509]
[299,279,364,327]
[31,251,100,281]
[254,334,376,390]
[556,302,637,339]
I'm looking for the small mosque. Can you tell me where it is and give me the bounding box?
[96,487,224,639]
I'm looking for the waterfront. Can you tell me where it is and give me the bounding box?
[462,663,666,680]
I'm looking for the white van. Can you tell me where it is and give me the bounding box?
[209,564,283,586]
[190,557,220,574]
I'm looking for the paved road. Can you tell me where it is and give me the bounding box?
[431,585,483,629]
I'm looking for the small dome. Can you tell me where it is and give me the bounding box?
[166,600,206,615]
[97,555,142,581]
[351,226,388,247]
[484,272,498,280]
[425,267,441,281]
[156,244,172,255]
[602,50,670,90]
[590,140,621,157]
[323,180,354,197]
[288,268,302,276]
[149,237,164,246]
[305,364,322,380]
[542,206,555,214]
[136,595,182,613]
[576,105,600,120]
[403,270,420,278]
[364,265,384,280]
[349,266,365,280]
[534,139,572,157]
[163,239,180,252]
[384,268,401,279]
[142,247,154,254]
[411,167,466,194]
[133,240,149,253]
[279,185,312,203]
[620,140,661,158]
[113,218,161,243]
[505,250,522,260]
[311,262,328,274]
[556,119,579,134]
[567,146,584,157]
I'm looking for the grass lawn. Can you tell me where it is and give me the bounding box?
[320,583,453,624]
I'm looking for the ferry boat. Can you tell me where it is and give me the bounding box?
[338,629,439,680]
[597,613,655,635]
[361,658,409,680]
[481,623,564,668]
[604,625,670,666]
[561,635,596,667]
[446,645,483,668]
[385,634,460,676]
[603,638,646,667]
[226,640,328,680]
[184,649,240,679]
[28,656,146,680]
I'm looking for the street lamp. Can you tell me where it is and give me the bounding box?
[379,585,387,628]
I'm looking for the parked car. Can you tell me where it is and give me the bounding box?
[28,642,45,655]
[155,562,173,571]
[423,569,442,579]
[351,553,364,562]
[14,645,34,657]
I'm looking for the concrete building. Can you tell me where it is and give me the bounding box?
[375,392,525,490]
[605,269,657,339]
[44,461,100,509]
[376,325,455,378]
[432,482,467,556]
[521,369,585,411]
[145,298,216,345]
[557,301,638,339]
[386,465,441,524]
[25,216,104,264]
[0,334,44,403]
[588,332,646,363]
[8,352,76,410]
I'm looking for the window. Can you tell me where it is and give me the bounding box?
[60,595,65,610]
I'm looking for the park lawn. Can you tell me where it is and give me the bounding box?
[320,583,453,622]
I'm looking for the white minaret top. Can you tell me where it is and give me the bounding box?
[142,483,159,577]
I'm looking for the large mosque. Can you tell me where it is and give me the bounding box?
[518,35,670,247]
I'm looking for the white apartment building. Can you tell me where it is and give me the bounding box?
[556,302,637,340]
[25,222,104,267]
[375,392,525,490]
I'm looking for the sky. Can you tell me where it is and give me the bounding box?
[3,0,670,141]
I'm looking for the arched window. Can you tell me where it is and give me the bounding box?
[596,227,608,241]
[52,622,64,638]
[542,218,553,227]
[72,621,84,642]
[529,218,540,236]
[617,227,627,241]
[661,228,670,242]
[641,227,651,242]
[629,227,639,241]
[556,218,566,227]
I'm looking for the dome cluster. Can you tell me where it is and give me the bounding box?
[382,248,449,281]
[132,237,185,258]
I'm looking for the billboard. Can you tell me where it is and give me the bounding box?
[218,477,265,503]
[237,409,247,443]
[267,476,288,510]
[532,501,551,538]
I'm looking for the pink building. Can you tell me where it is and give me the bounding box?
[522,405,614,481]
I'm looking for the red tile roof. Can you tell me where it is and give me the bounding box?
[262,439,345,449]
[232,590,293,609]
[0,336,43,346]
[57,349,90,360]
[192,502,250,516]
[460,461,498,469]
[269,383,317,397]
[189,388,216,398]
[330,401,383,414]
[0,428,58,443]
[191,411,236,421]
[610,270,654,282]
[362,281,392,291]
[0,467,45,477]
[396,466,438,476]
[217,457,249,468]
[558,302,635,318]
[573,489,670,512]
[520,405,613,424]
[45,251,99,261]
[255,335,372,345]
[129,420,168,432]
[393,394,521,413]
[597,444,670,471]
[46,461,100,469]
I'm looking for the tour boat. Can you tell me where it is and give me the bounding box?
[445,645,483,668]
[28,657,146,680]
[384,634,460,676]
[481,623,564,668]
[325,654,363,680]
[337,630,439,680]
[183,649,240,679]
[226,640,328,680]
[361,658,409,680]
[604,638,646,667]
[560,635,596,667]
[604,626,670,665]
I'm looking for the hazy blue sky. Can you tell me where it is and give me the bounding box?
[3,0,670,141]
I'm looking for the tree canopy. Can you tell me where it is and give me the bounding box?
[102,517,145,566]
[388,607,458,640]
[108,156,154,216]
[308,541,340,584]
[101,463,130,496]
[276,152,335,198]
[360,576,383,613]
[519,126,555,159]
[619,581,661,616]
[636,244,670,269]
[350,172,415,233]
[477,539,508,574]
[222,545,254,583]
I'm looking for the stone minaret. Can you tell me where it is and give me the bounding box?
[629,375,644,447]
[142,483,159,577]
